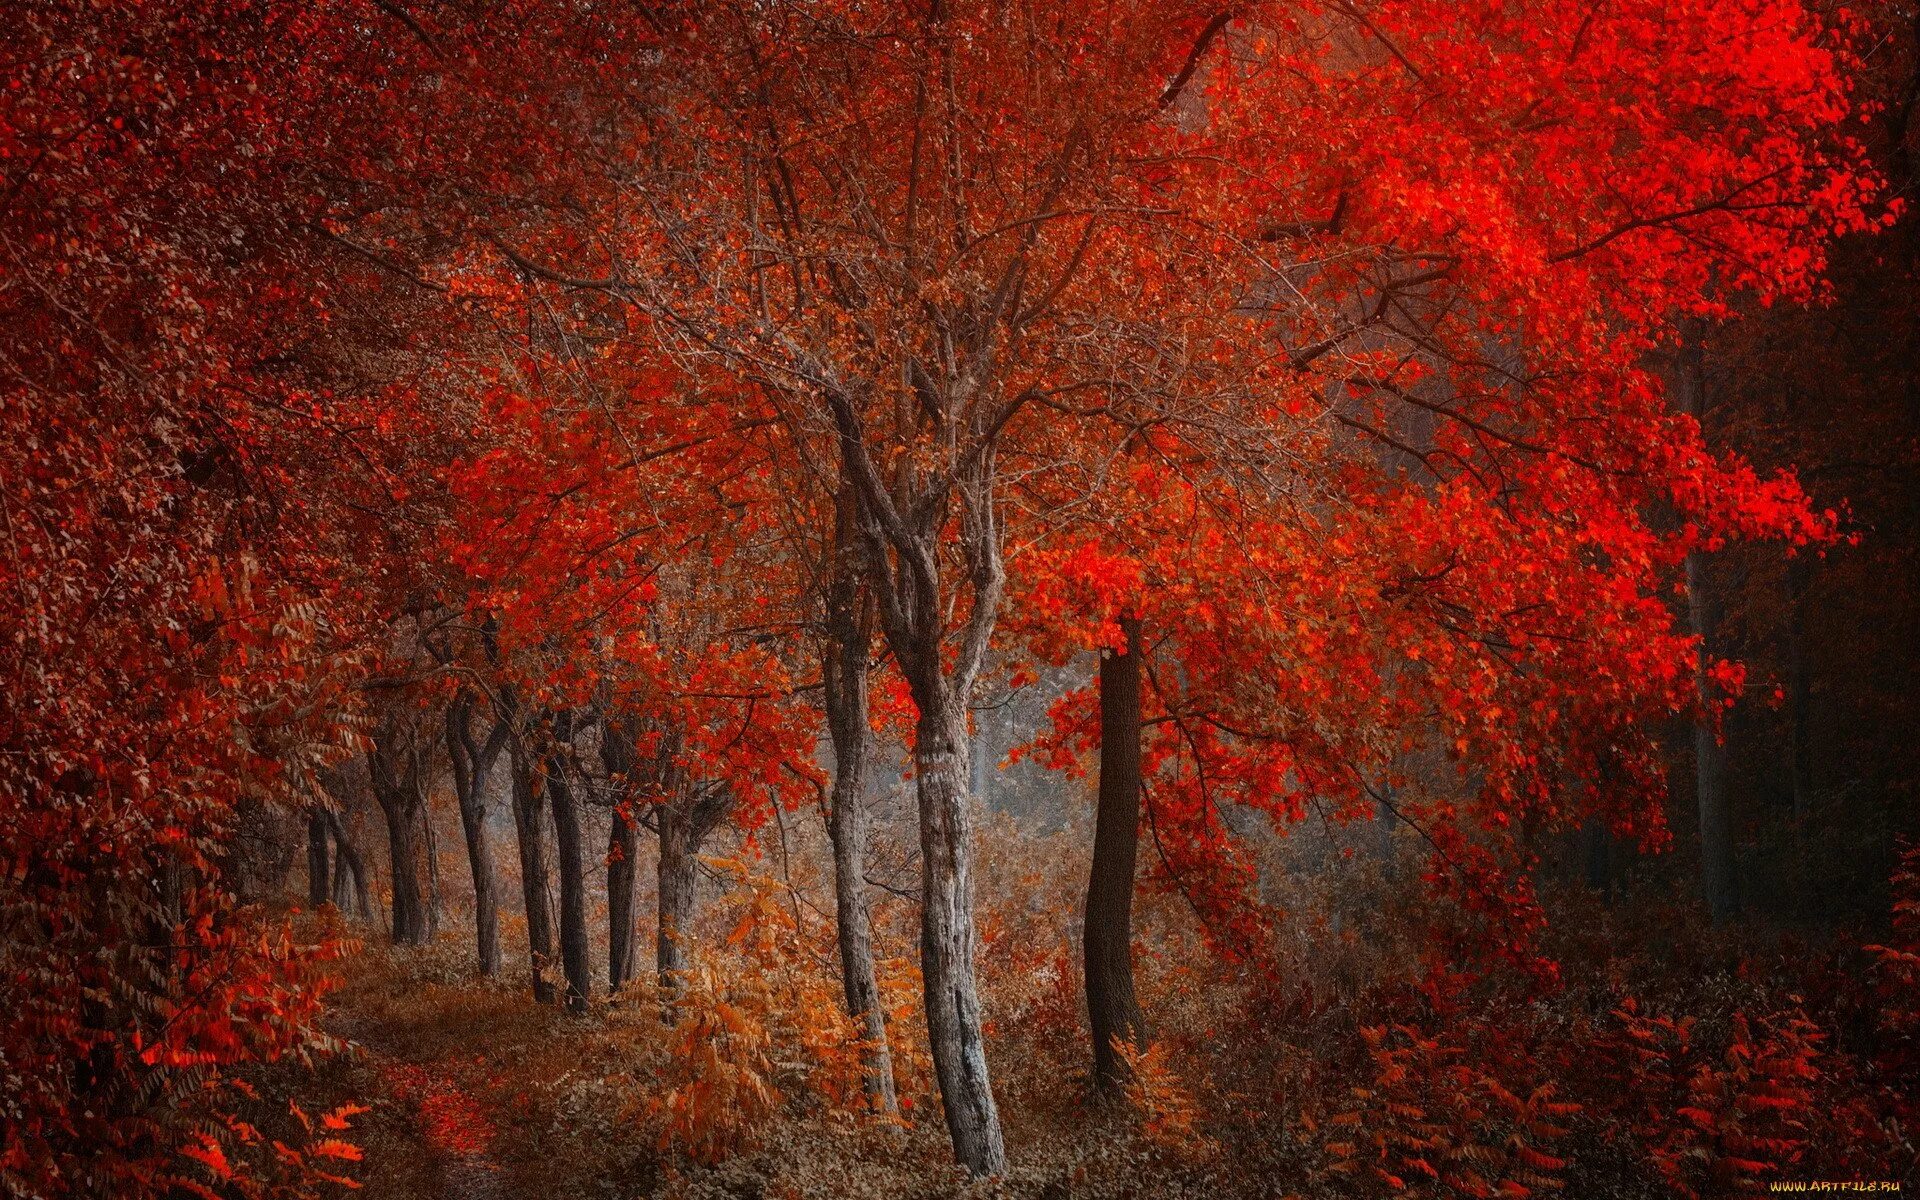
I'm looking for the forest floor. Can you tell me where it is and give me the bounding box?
[271,927,1218,1200]
[295,947,625,1200]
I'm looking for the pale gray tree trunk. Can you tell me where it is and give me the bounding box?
[824,383,1010,1175]
[656,779,730,1008]
[911,690,1004,1171]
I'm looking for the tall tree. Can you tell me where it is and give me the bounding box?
[822,485,900,1112]
[656,776,734,1002]
[1679,322,1740,924]
[509,730,560,1005]
[1085,616,1148,1094]
[369,712,433,947]
[600,713,643,995]
[446,689,511,975]
[306,808,332,910]
[325,808,374,921]
[545,709,593,1014]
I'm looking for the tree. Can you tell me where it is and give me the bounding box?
[509,726,561,1006]
[822,484,901,1112]
[600,712,644,995]
[446,688,512,975]
[1678,322,1740,924]
[325,807,375,921]
[369,709,434,947]
[1086,616,1149,1094]
[451,0,1876,1170]
[544,709,594,1014]
[306,807,333,910]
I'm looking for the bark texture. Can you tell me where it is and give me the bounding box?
[600,715,640,994]
[446,691,509,977]
[822,487,898,1111]
[306,807,330,909]
[657,780,731,1003]
[1085,615,1146,1095]
[912,697,1005,1173]
[510,736,558,1004]
[545,709,592,1014]
[323,808,371,918]
[368,721,430,946]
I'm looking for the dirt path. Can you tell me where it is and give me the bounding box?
[321,987,530,1200]
[379,1060,507,1200]
[311,954,664,1200]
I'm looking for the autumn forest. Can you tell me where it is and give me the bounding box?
[5,1,1920,1197]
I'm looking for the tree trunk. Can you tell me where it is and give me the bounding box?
[1787,554,1815,822]
[656,778,731,1011]
[324,808,371,918]
[656,802,696,998]
[607,807,638,993]
[823,496,898,1111]
[823,353,1008,1173]
[1085,616,1147,1095]
[1679,321,1737,924]
[546,711,591,1015]
[447,693,506,977]
[599,715,639,995]
[1582,817,1614,902]
[369,727,430,946]
[306,807,331,909]
[1372,785,1397,876]
[913,692,1006,1174]
[379,789,428,944]
[510,738,558,1004]
[421,797,443,942]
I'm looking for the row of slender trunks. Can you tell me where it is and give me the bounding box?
[305,515,1154,1174]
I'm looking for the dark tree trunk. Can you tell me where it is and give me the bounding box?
[510,737,558,1004]
[421,799,443,941]
[607,808,638,992]
[1582,818,1614,902]
[1372,786,1397,876]
[1787,554,1815,822]
[324,808,371,918]
[1085,615,1147,1095]
[822,487,898,1111]
[1679,322,1738,924]
[600,716,639,994]
[306,807,331,909]
[369,725,430,945]
[656,802,696,997]
[546,710,591,1014]
[380,792,428,944]
[447,692,508,977]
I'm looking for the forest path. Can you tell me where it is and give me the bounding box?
[376,1059,507,1200]
[319,954,596,1200]
[325,1002,515,1200]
